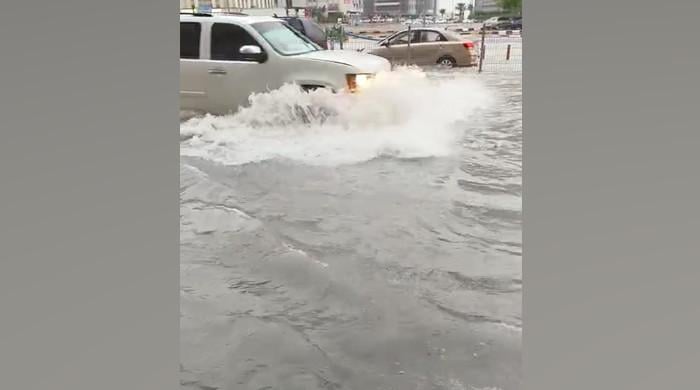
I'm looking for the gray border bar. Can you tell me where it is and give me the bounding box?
[0,1,178,388]
[526,0,700,389]
[2,0,700,389]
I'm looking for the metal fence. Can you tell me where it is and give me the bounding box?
[328,29,522,73]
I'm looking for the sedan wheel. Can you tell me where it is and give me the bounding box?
[437,56,457,68]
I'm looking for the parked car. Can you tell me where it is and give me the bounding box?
[274,16,328,49]
[503,16,522,30]
[180,13,391,115]
[368,28,478,68]
[483,16,511,28]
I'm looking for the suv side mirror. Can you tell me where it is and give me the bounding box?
[239,45,267,63]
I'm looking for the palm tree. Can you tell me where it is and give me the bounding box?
[498,0,522,16]
[455,3,466,22]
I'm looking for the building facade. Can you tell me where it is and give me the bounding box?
[306,0,363,15]
[363,0,434,16]
[473,0,503,14]
[181,0,367,18]
[180,0,293,12]
[374,0,408,16]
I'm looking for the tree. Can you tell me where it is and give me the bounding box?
[439,8,446,18]
[498,0,522,15]
[455,3,466,22]
[311,6,324,22]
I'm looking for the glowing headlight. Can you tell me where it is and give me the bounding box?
[346,74,375,92]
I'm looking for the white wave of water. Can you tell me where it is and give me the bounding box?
[180,67,494,166]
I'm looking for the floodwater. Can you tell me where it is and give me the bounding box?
[180,68,522,390]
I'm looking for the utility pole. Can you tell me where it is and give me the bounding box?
[478,22,485,72]
[406,24,411,64]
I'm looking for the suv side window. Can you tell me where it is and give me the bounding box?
[288,18,305,33]
[211,23,262,61]
[303,20,326,42]
[180,22,201,59]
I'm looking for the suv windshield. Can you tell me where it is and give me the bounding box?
[252,21,319,56]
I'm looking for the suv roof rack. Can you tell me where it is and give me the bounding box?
[180,12,213,17]
[180,11,249,17]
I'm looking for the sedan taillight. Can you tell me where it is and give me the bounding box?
[463,41,475,50]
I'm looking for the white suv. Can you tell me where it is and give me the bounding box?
[180,13,391,115]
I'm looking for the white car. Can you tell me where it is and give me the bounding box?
[483,17,499,26]
[180,13,391,115]
[483,16,511,27]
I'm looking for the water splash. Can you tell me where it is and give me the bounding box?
[180,67,494,166]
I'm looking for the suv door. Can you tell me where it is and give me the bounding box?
[180,21,208,111]
[205,22,271,115]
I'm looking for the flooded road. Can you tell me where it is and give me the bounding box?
[180,68,522,390]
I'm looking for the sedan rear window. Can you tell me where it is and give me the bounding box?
[443,31,463,41]
[421,31,447,42]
